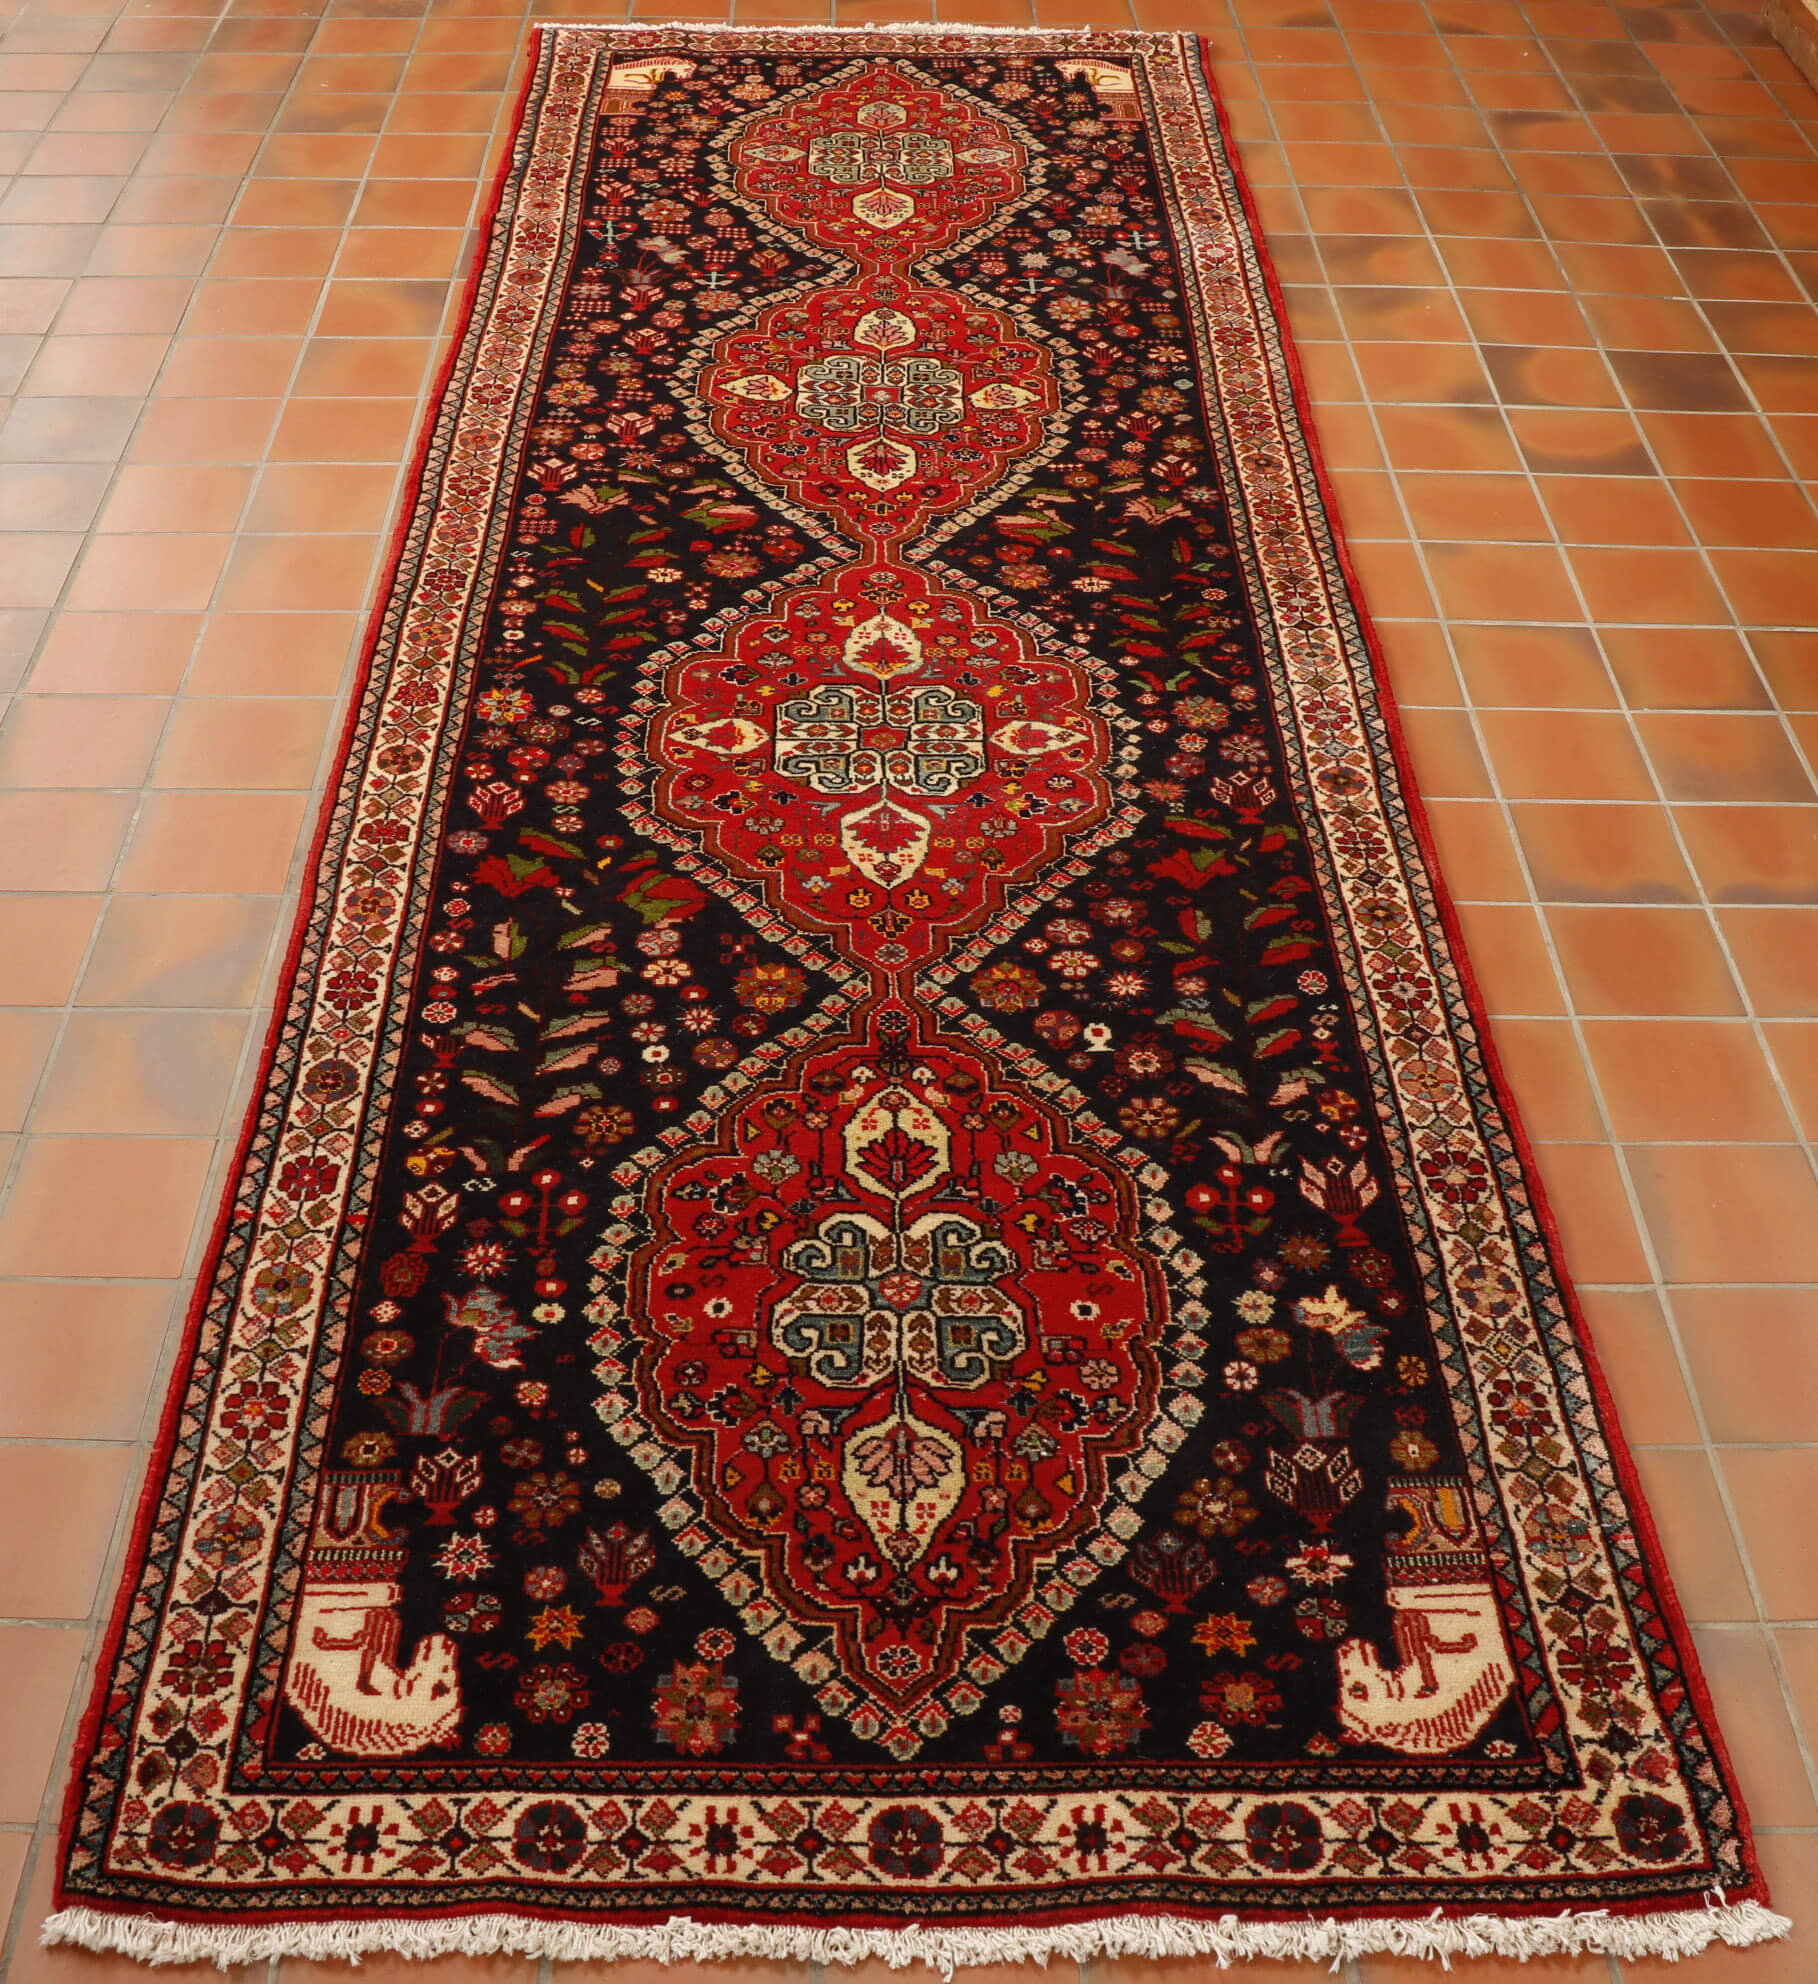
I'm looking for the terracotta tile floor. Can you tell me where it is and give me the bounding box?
[0,0,1813,1971]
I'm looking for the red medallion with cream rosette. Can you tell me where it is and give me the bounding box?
[627,63,1162,1729]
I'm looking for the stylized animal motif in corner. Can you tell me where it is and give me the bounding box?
[1337,1581,1514,1754]
[281,1468,462,1757]
[1336,1476,1515,1756]
[285,1579,461,1757]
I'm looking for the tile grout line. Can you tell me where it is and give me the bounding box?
[1499,0,1818,1837]
[1227,0,1818,1900]
[1506,11,1818,1134]
[0,15,226,1353]
[1365,0,1818,1821]
[0,1,242,1962]
[0,0,300,1238]
[0,5,558,1972]
[1371,58,1818,1185]
[1254,38,1818,1163]
[1214,13,1693,1983]
[0,0,470,1967]
[1466,0,1818,1824]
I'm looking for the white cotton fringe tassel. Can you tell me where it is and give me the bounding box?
[544,20,1156,37]
[42,1894,1793,1972]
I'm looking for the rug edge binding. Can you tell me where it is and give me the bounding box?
[531,19,1178,34]
[41,1898,1792,1970]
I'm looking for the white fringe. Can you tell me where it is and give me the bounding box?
[542,20,1164,37]
[42,1895,1793,1972]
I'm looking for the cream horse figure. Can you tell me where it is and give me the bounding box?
[1337,1581,1514,1754]
[281,1470,462,1758]
[1337,1478,1516,1756]
[285,1580,461,1758]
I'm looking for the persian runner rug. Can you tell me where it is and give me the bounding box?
[47,23,1789,1972]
